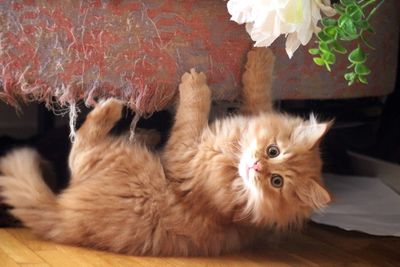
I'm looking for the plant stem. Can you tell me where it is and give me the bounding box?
[361,0,376,9]
[366,0,385,20]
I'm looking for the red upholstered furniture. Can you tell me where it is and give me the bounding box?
[0,0,399,115]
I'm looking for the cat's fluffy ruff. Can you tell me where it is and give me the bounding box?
[0,48,331,256]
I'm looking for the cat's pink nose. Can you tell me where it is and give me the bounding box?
[252,161,262,172]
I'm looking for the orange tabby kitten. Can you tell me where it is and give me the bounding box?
[0,48,331,256]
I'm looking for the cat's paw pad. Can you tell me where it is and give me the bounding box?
[92,98,123,121]
[179,69,211,101]
[180,69,208,89]
[245,47,275,71]
[189,68,207,86]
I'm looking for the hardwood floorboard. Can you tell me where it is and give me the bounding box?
[0,224,399,267]
[0,230,43,264]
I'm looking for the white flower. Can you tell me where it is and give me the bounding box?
[227,0,336,58]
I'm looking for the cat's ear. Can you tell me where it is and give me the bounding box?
[293,115,333,149]
[296,180,331,209]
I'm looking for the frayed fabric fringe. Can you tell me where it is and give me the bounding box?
[0,82,177,142]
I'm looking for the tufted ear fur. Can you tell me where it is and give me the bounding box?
[296,179,331,209]
[292,114,333,149]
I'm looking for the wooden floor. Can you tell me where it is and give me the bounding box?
[0,223,399,267]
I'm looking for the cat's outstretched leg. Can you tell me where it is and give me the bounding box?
[241,47,275,115]
[162,69,211,179]
[68,98,123,184]
[75,98,123,144]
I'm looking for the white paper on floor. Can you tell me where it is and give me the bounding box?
[311,173,400,237]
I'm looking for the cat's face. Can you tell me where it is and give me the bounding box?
[235,113,331,228]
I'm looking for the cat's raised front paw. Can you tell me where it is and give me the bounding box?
[181,68,207,87]
[179,68,211,100]
[91,98,123,122]
[246,47,275,71]
[242,48,275,89]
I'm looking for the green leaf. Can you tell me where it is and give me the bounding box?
[338,15,358,39]
[348,47,367,64]
[308,48,320,55]
[317,31,334,43]
[345,72,356,85]
[351,9,364,22]
[346,4,358,12]
[342,20,357,38]
[344,72,356,81]
[355,63,371,75]
[338,15,350,28]
[324,26,338,37]
[319,42,330,53]
[322,18,337,27]
[358,75,368,84]
[313,57,325,66]
[337,28,351,40]
[322,52,336,64]
[346,4,364,21]
[332,41,347,54]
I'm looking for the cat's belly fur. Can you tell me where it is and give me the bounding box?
[51,141,246,256]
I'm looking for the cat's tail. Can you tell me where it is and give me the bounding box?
[0,148,60,238]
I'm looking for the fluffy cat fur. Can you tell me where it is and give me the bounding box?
[0,48,331,256]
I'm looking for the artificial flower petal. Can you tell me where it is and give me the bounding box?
[286,32,302,58]
[227,0,336,58]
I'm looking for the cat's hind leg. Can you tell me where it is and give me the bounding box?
[68,98,123,184]
[76,98,123,144]
[241,47,275,115]
[69,98,123,175]
[133,128,161,149]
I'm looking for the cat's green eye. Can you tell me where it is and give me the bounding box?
[270,174,284,188]
[266,145,280,158]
